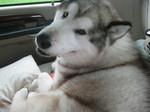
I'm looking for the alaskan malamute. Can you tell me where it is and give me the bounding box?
[11,0,150,112]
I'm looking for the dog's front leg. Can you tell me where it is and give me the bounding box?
[36,72,54,92]
[10,88,28,112]
[28,72,54,93]
[11,90,88,112]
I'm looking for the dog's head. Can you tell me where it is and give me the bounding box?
[36,0,132,65]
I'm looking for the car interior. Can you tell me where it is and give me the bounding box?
[0,0,150,111]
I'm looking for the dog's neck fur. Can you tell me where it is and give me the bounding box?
[52,34,139,88]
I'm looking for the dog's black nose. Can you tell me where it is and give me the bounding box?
[36,33,51,49]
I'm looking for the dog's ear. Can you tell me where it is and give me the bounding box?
[106,21,132,41]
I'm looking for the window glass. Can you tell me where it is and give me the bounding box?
[0,0,60,6]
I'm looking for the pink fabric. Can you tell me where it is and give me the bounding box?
[49,73,54,79]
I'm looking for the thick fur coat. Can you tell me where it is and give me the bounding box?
[10,0,150,112]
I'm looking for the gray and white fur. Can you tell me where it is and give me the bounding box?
[10,0,150,112]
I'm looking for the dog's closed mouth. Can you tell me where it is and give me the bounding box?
[69,51,77,53]
[37,48,49,56]
[67,51,78,54]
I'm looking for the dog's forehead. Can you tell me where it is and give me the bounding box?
[58,0,92,17]
[57,0,107,23]
[54,2,78,21]
[58,0,121,26]
[58,0,78,11]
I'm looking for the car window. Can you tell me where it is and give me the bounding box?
[0,0,61,6]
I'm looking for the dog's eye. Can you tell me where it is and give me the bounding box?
[75,29,86,35]
[62,12,69,19]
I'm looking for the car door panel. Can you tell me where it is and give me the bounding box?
[0,3,57,67]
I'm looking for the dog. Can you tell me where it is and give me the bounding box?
[10,0,150,112]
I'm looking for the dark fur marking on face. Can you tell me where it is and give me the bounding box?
[89,24,107,49]
[90,37,106,49]
[74,29,86,35]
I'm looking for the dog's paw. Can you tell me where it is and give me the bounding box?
[28,92,38,98]
[28,79,38,92]
[38,72,53,83]
[51,61,56,72]
[37,72,53,92]
[11,88,28,112]
[13,88,28,101]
